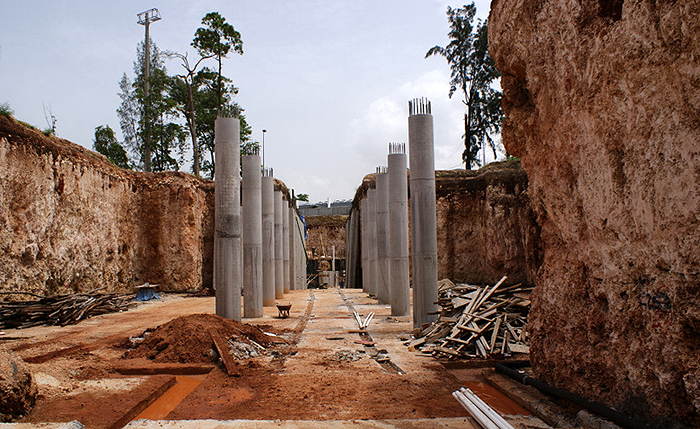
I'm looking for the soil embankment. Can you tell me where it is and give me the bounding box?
[490,1,700,426]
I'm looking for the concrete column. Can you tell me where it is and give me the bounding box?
[388,143,410,316]
[214,117,242,321]
[288,204,296,291]
[274,188,284,299]
[297,214,307,289]
[242,153,263,318]
[282,198,291,293]
[360,197,370,293]
[408,98,439,328]
[366,187,378,297]
[261,170,276,306]
[375,167,390,304]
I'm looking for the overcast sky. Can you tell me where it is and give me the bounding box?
[0,0,494,203]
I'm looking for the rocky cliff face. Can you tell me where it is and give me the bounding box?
[0,116,214,294]
[306,215,348,260]
[436,161,540,286]
[348,162,540,288]
[490,1,700,426]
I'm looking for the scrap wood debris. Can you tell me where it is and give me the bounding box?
[0,292,135,329]
[407,275,532,359]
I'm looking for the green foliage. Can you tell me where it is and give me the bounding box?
[118,40,185,172]
[427,3,503,169]
[296,193,310,202]
[192,12,243,114]
[93,125,131,169]
[0,102,14,118]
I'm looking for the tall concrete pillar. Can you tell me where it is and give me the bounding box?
[408,98,439,328]
[261,169,276,306]
[214,117,242,321]
[288,203,296,291]
[360,197,370,293]
[297,214,307,290]
[375,167,390,304]
[366,187,378,297]
[242,152,263,318]
[282,198,291,293]
[274,188,285,299]
[388,143,410,316]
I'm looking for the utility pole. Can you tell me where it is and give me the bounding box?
[137,8,161,172]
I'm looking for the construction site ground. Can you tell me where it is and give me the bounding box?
[1,288,560,429]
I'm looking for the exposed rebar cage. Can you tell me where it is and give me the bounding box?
[389,142,406,155]
[243,146,260,156]
[376,166,388,174]
[263,167,274,177]
[408,97,431,116]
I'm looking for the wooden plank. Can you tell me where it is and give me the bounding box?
[209,329,239,376]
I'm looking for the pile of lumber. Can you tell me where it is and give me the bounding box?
[407,276,532,359]
[0,292,135,329]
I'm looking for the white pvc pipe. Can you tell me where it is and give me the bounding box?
[459,388,515,429]
[452,390,500,429]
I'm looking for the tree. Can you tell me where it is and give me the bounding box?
[166,51,214,176]
[296,194,310,202]
[192,12,243,115]
[117,40,185,172]
[93,125,130,169]
[427,4,503,169]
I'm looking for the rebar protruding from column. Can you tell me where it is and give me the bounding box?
[366,187,378,297]
[389,142,406,155]
[375,166,390,304]
[282,196,291,293]
[261,168,276,306]
[408,97,432,116]
[274,188,285,299]
[214,117,242,321]
[242,153,263,318]
[388,145,410,316]
[408,97,439,328]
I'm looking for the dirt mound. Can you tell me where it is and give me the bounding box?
[123,313,286,364]
[0,349,37,422]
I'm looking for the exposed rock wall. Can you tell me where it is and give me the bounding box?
[0,116,214,294]
[306,215,348,260]
[490,1,700,426]
[347,162,540,287]
[436,161,540,286]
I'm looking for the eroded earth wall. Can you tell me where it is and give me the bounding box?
[348,163,540,288]
[436,162,540,286]
[0,116,214,295]
[490,0,700,426]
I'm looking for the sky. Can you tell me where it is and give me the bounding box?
[0,0,495,203]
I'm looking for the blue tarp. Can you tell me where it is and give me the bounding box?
[135,287,160,301]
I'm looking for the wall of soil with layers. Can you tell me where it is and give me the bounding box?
[490,0,700,426]
[0,115,215,295]
[346,161,541,288]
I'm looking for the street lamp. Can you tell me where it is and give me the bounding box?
[137,8,161,172]
[262,129,267,170]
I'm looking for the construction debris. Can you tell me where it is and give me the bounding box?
[352,310,375,330]
[407,276,532,359]
[0,292,135,329]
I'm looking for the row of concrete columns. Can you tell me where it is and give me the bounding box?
[215,117,307,321]
[358,98,438,328]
